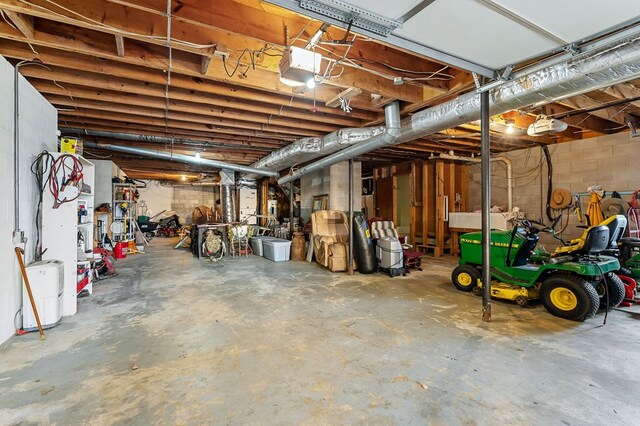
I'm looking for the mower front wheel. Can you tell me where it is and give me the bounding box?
[540,274,599,321]
[452,265,480,292]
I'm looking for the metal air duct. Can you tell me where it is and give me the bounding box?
[83,141,279,178]
[219,170,236,223]
[396,35,640,145]
[247,127,385,178]
[276,34,640,183]
[278,102,401,185]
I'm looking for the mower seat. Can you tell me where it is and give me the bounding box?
[554,215,624,257]
[574,225,609,256]
[603,215,627,250]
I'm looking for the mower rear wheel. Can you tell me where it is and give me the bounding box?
[452,265,480,292]
[541,274,599,321]
[597,273,625,308]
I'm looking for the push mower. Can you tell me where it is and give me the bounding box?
[452,217,624,321]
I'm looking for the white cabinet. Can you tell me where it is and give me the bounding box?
[41,153,94,316]
[239,188,257,223]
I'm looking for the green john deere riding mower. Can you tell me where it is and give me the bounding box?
[451,217,625,321]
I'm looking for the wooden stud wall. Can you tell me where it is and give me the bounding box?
[373,160,470,257]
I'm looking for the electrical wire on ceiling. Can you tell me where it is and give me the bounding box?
[222,46,283,78]
[24,0,453,91]
[26,0,217,49]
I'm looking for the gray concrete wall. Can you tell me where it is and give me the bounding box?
[138,180,174,217]
[171,185,216,224]
[300,161,362,220]
[468,131,640,246]
[0,56,57,345]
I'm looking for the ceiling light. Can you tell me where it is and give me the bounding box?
[306,78,316,89]
[527,115,568,136]
[279,46,322,87]
[194,152,201,159]
[181,175,186,181]
[505,119,516,134]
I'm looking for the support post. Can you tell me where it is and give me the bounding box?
[348,159,354,275]
[481,90,492,322]
[289,181,294,238]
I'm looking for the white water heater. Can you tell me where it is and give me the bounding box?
[22,260,64,331]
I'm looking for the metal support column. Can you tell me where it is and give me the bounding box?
[348,159,354,275]
[481,90,492,322]
[289,181,294,238]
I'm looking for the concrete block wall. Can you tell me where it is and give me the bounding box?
[138,180,173,217]
[300,161,362,220]
[171,185,215,224]
[0,56,57,345]
[468,131,640,246]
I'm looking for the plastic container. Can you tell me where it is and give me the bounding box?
[138,215,150,223]
[114,241,128,259]
[263,238,291,262]
[250,236,275,256]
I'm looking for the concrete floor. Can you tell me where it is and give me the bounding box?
[1,239,639,425]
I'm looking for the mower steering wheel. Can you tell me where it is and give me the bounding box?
[522,219,547,234]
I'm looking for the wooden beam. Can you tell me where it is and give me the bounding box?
[114,34,124,57]
[0,40,376,121]
[601,83,640,110]
[28,76,363,130]
[110,0,452,88]
[556,95,628,126]
[422,161,429,247]
[2,9,34,38]
[55,119,291,148]
[41,88,342,134]
[435,160,445,257]
[58,108,321,138]
[0,1,427,103]
[200,54,212,75]
[51,98,324,137]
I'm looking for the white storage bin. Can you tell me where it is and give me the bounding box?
[263,238,291,262]
[250,236,275,256]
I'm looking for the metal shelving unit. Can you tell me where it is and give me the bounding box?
[111,183,137,242]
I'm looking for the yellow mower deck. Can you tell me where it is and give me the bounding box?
[473,279,541,306]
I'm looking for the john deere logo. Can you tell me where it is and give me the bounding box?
[460,238,519,249]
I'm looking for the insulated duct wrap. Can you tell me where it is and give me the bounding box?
[396,35,640,144]
[81,141,279,177]
[277,35,640,183]
[246,127,384,178]
[220,170,236,223]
